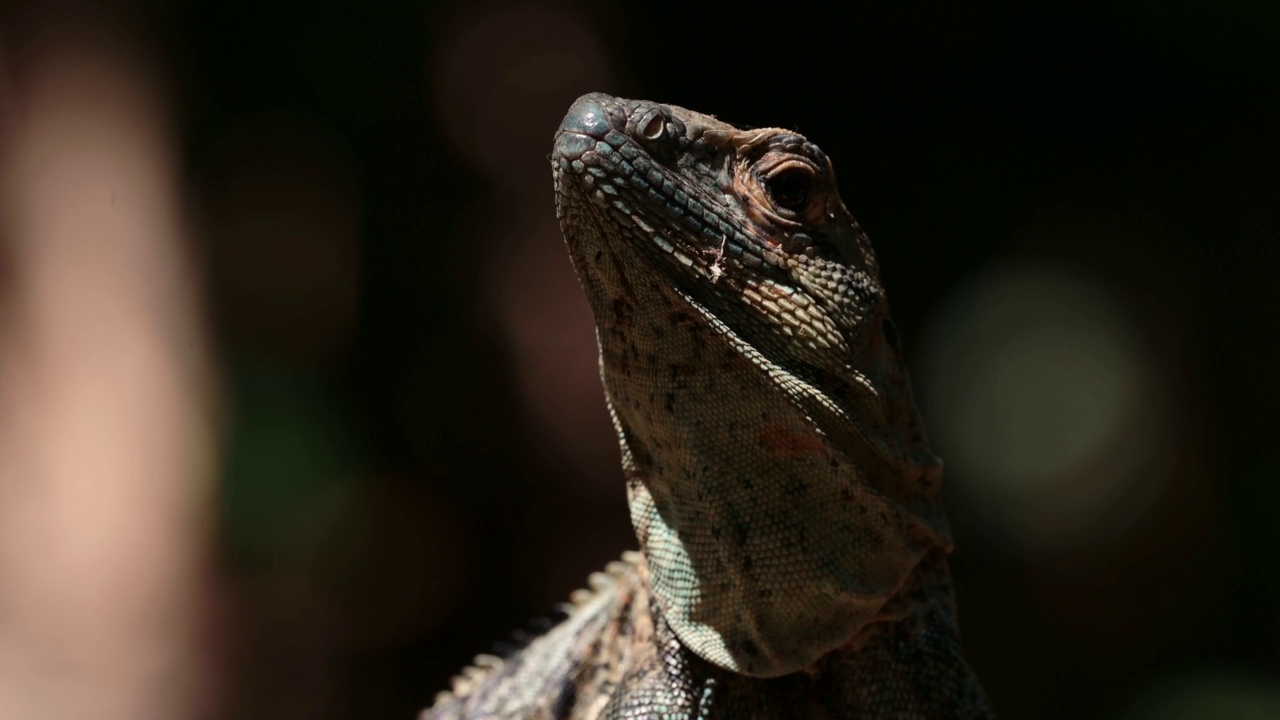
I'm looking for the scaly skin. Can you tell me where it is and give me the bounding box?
[421,93,993,719]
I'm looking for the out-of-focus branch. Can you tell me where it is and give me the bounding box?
[0,18,217,720]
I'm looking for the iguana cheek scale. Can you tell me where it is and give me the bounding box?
[421,93,994,719]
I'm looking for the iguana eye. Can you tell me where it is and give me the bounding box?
[765,166,814,213]
[737,153,825,229]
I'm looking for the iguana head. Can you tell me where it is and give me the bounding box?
[552,93,951,677]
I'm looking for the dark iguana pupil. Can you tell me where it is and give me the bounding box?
[767,168,812,212]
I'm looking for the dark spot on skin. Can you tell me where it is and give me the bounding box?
[733,523,748,547]
[593,250,603,262]
[882,317,898,348]
[739,639,760,658]
[742,555,753,571]
[664,392,675,413]
[784,477,808,496]
[611,298,633,327]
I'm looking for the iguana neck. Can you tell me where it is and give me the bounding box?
[598,290,951,678]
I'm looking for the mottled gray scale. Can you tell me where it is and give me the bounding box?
[421,93,993,719]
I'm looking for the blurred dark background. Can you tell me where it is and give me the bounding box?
[3,0,1279,718]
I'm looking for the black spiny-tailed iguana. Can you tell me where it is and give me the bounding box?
[421,93,994,719]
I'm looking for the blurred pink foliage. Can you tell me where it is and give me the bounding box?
[0,16,217,720]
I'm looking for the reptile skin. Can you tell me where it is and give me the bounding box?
[420,93,994,719]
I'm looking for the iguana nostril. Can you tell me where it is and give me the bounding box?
[641,111,666,141]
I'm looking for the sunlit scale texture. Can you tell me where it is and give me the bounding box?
[424,93,991,719]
